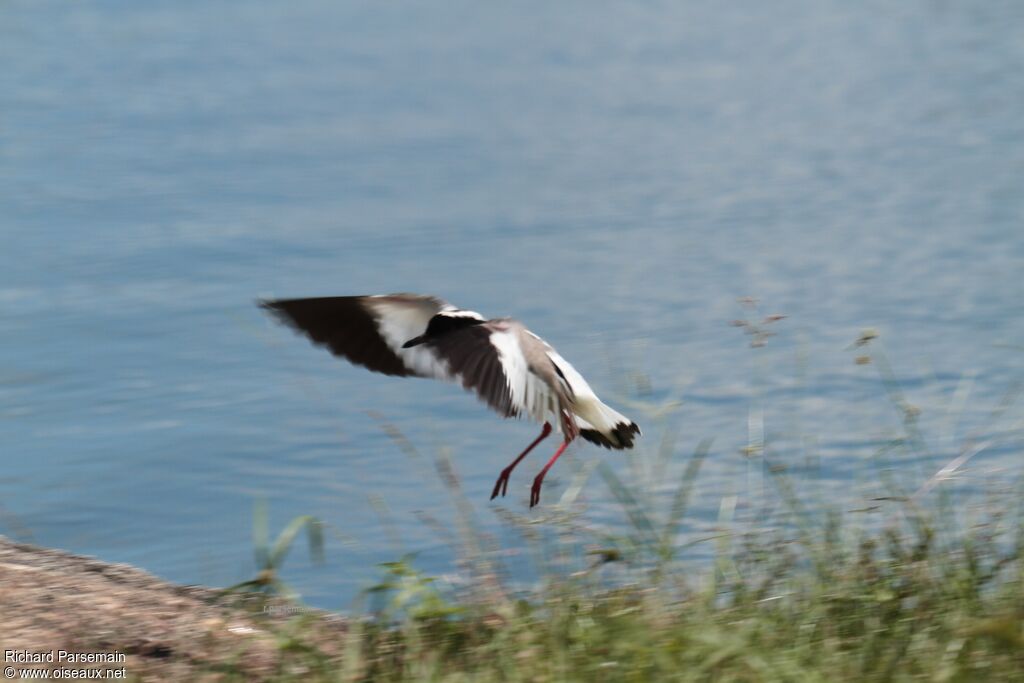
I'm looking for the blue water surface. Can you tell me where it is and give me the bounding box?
[2,0,1023,608]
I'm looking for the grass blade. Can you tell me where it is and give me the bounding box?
[660,437,713,560]
[269,515,325,568]
[599,461,659,549]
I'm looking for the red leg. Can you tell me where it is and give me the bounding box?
[530,439,572,508]
[491,422,552,500]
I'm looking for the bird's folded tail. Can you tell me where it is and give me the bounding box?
[575,400,641,450]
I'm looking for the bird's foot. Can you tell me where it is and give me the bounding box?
[490,468,514,500]
[529,471,547,508]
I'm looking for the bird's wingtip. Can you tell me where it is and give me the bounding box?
[256,298,279,310]
[257,298,296,327]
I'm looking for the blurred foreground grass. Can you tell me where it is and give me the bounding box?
[233,484,1024,682]
[229,328,1023,681]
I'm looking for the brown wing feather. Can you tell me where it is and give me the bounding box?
[260,296,421,377]
[425,325,518,418]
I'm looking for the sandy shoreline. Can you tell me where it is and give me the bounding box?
[0,536,346,681]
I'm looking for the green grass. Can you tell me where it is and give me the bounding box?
[230,325,1024,682]
[237,493,1024,682]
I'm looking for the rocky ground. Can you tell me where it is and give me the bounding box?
[0,536,347,681]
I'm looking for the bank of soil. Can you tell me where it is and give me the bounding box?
[0,536,346,681]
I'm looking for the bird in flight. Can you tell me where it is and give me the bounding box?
[260,294,640,507]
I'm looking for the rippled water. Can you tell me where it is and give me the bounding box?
[2,0,1023,607]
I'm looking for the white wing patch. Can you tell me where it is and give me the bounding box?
[489,327,556,422]
[366,299,452,379]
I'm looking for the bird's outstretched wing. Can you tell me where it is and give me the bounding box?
[260,294,452,378]
[262,296,541,421]
[426,320,568,422]
[423,321,522,418]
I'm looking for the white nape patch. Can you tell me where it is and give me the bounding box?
[366,300,452,379]
[489,328,553,423]
[438,308,485,320]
